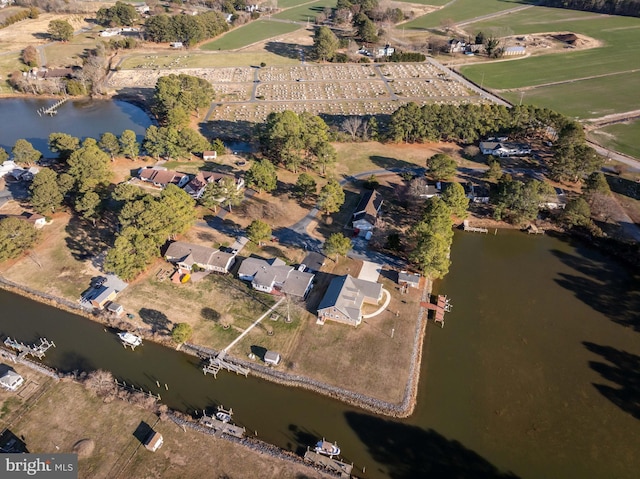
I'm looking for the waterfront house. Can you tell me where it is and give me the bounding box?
[144,431,163,452]
[138,167,189,189]
[352,190,383,235]
[182,171,244,200]
[238,257,314,298]
[88,275,128,309]
[0,368,24,392]
[165,241,236,273]
[316,274,383,327]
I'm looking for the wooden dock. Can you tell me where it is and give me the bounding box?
[199,414,245,439]
[37,97,68,117]
[202,353,249,379]
[527,224,545,234]
[303,450,352,478]
[3,337,55,359]
[463,220,488,234]
[420,295,452,328]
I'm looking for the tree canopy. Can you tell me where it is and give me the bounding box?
[171,323,193,344]
[48,20,74,42]
[66,141,112,193]
[152,74,215,124]
[49,133,80,161]
[247,219,272,244]
[427,153,457,181]
[96,2,138,27]
[440,182,469,218]
[12,139,41,165]
[313,26,339,61]
[410,196,453,279]
[0,217,40,262]
[323,232,352,261]
[245,159,277,193]
[491,175,544,225]
[29,168,63,214]
[317,179,345,215]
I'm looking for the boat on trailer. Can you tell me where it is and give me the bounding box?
[117,332,142,348]
[314,439,340,457]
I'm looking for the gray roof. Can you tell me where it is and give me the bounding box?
[398,271,420,285]
[353,190,383,225]
[317,275,382,321]
[281,269,314,297]
[0,370,22,387]
[239,257,313,296]
[302,252,326,272]
[238,257,285,278]
[165,241,221,268]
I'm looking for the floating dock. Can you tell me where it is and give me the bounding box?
[3,337,55,359]
[421,295,452,328]
[463,219,488,233]
[202,352,249,379]
[303,449,353,478]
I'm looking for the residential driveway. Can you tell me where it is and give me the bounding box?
[358,260,382,283]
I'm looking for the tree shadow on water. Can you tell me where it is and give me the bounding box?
[584,341,640,420]
[345,412,519,479]
[139,308,172,333]
[550,245,640,332]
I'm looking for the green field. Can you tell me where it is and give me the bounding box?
[200,20,302,50]
[502,71,640,119]
[272,0,336,22]
[590,119,640,159]
[403,0,535,30]
[276,0,315,8]
[394,0,450,5]
[119,51,301,69]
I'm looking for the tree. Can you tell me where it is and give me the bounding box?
[21,45,38,67]
[211,138,226,157]
[67,142,112,193]
[247,219,272,244]
[245,159,277,193]
[549,122,602,183]
[143,125,166,159]
[112,182,145,203]
[98,132,120,160]
[312,141,337,175]
[48,20,74,42]
[96,2,138,27]
[12,139,41,165]
[441,182,469,218]
[410,197,453,279]
[104,227,158,280]
[295,173,317,199]
[49,133,80,161]
[358,17,377,43]
[119,129,139,159]
[30,168,63,214]
[0,217,40,262]
[0,148,8,164]
[317,179,345,215]
[427,153,457,181]
[491,176,543,225]
[583,171,611,196]
[171,323,193,343]
[313,26,339,61]
[485,156,503,180]
[211,176,244,212]
[75,191,102,224]
[342,116,363,140]
[323,232,352,261]
[562,197,591,228]
[57,173,75,197]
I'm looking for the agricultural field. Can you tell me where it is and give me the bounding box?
[589,119,640,159]
[395,0,450,5]
[457,7,640,119]
[403,0,536,30]
[200,19,301,51]
[272,0,336,22]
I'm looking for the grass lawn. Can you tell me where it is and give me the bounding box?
[395,0,450,5]
[403,0,536,30]
[200,20,302,51]
[120,51,300,69]
[277,0,318,8]
[460,10,640,89]
[501,71,640,120]
[7,380,329,479]
[272,0,336,22]
[589,119,640,159]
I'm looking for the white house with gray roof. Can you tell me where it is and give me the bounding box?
[238,257,314,298]
[165,241,236,274]
[316,274,382,327]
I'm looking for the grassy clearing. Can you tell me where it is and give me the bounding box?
[120,51,300,69]
[200,20,302,51]
[461,10,640,89]
[589,119,640,159]
[501,71,640,119]
[395,0,450,5]
[273,0,336,22]
[8,380,329,479]
[404,0,535,30]
[277,0,317,8]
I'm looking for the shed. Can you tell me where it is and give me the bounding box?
[106,302,124,316]
[144,431,163,452]
[203,150,217,161]
[398,271,420,289]
[264,350,281,366]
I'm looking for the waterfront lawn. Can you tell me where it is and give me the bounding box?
[201,20,302,51]
[589,119,640,159]
[10,380,329,479]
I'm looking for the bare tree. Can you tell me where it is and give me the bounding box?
[84,369,117,398]
[342,116,363,140]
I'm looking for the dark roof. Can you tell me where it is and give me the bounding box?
[353,190,383,225]
[302,252,326,272]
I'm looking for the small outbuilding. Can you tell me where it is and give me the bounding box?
[264,350,281,366]
[0,368,24,392]
[106,302,124,316]
[203,150,217,161]
[144,431,164,452]
[398,271,421,289]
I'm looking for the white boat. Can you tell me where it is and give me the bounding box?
[314,440,340,457]
[216,411,232,423]
[117,332,142,347]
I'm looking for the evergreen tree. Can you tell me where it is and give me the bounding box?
[12,139,41,165]
[75,190,102,224]
[410,196,453,279]
[441,182,469,218]
[323,232,352,261]
[427,153,457,181]
[295,173,317,199]
[313,26,339,61]
[247,219,272,244]
[245,160,277,193]
[29,168,63,214]
[48,20,74,41]
[49,133,80,161]
[98,132,120,160]
[67,142,112,193]
[171,323,193,343]
[104,227,157,280]
[0,148,8,164]
[119,129,140,159]
[0,217,40,262]
[318,179,345,215]
[562,197,592,228]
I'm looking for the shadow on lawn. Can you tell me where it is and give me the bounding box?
[345,411,519,479]
[139,308,172,334]
[584,341,640,420]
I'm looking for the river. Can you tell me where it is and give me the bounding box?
[1,98,639,478]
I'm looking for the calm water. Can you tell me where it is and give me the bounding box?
[0,98,151,156]
[1,98,639,478]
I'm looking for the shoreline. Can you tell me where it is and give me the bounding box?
[0,273,432,418]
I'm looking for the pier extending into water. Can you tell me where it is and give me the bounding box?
[199,408,245,438]
[463,220,489,234]
[3,337,55,359]
[36,97,68,117]
[202,351,249,379]
[421,295,452,327]
[303,449,353,478]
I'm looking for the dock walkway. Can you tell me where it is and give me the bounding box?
[303,450,352,478]
[3,337,55,359]
[463,220,488,233]
[199,415,245,439]
[420,295,452,327]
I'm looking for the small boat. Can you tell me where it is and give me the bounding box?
[117,332,142,347]
[216,411,232,423]
[314,440,340,457]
